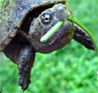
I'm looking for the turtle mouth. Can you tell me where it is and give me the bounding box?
[20,2,65,35]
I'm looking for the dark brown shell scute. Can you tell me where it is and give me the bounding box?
[0,0,17,51]
[0,0,31,51]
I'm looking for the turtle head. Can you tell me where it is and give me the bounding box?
[29,4,74,53]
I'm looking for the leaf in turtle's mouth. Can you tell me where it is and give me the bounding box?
[40,21,64,42]
[20,2,65,34]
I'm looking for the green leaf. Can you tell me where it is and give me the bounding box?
[40,21,64,42]
[67,17,98,54]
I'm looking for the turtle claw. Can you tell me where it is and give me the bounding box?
[18,74,30,91]
[16,45,35,91]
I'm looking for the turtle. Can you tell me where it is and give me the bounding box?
[0,0,94,91]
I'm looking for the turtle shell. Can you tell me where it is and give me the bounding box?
[0,0,66,51]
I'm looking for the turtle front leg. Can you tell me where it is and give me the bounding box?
[73,25,95,50]
[16,45,35,91]
[3,34,36,91]
[4,44,35,91]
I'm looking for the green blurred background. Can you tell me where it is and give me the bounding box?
[0,0,98,93]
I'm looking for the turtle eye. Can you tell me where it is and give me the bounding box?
[41,13,52,24]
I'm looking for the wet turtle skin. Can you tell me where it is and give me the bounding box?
[0,0,94,91]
